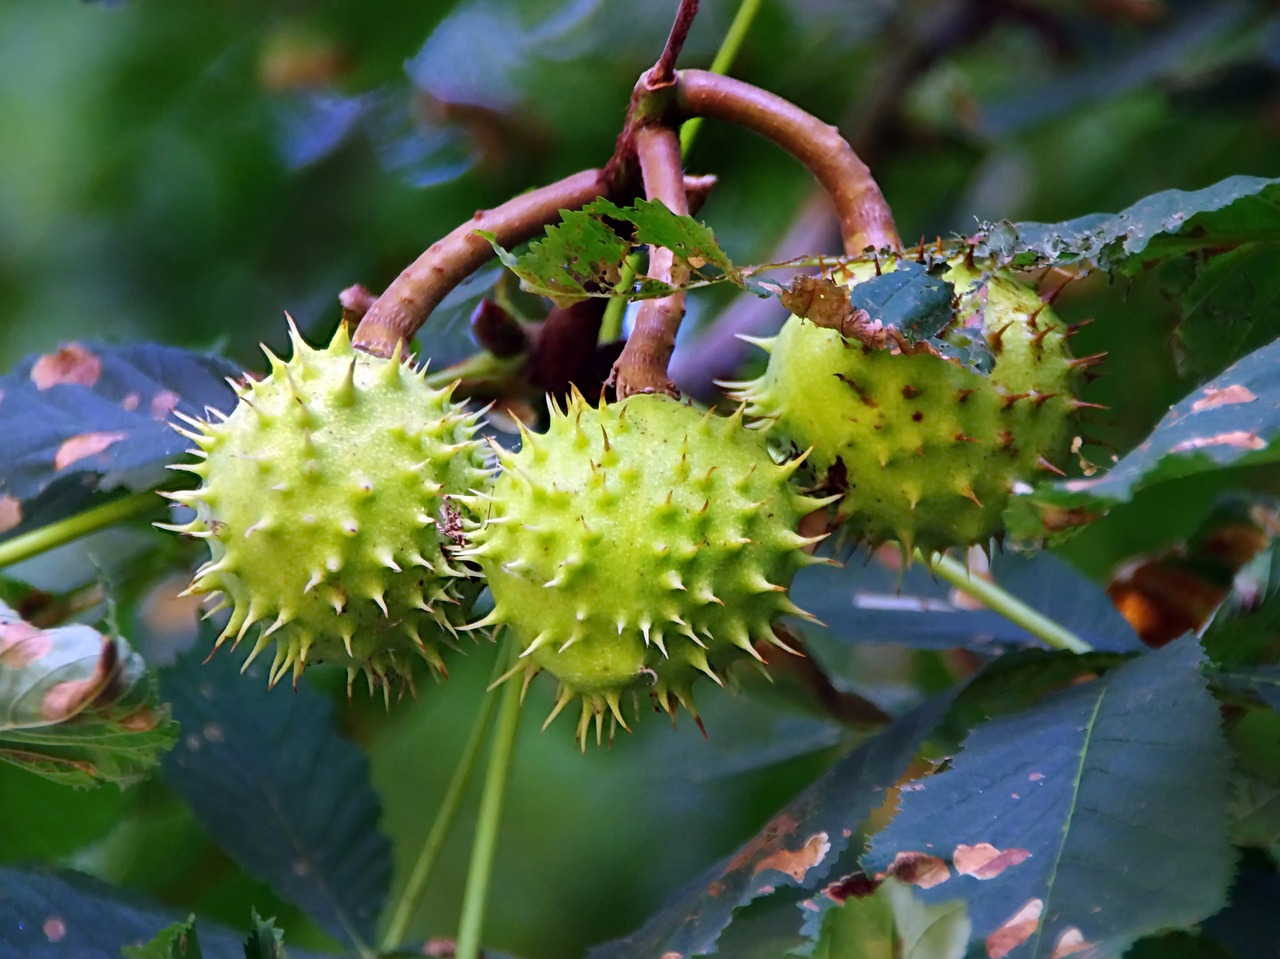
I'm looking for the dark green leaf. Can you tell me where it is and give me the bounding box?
[863,636,1234,959]
[1007,337,1280,538]
[1202,865,1280,959]
[791,551,1142,653]
[120,915,202,959]
[0,601,176,788]
[587,693,955,959]
[159,633,390,948]
[845,261,955,343]
[974,176,1280,274]
[1124,930,1240,959]
[0,342,240,507]
[0,868,253,959]
[1168,244,1280,382]
[1214,667,1280,712]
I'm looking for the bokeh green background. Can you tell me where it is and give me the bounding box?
[2,1,1279,956]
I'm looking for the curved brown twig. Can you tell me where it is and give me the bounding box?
[611,124,689,398]
[675,69,900,255]
[352,168,614,358]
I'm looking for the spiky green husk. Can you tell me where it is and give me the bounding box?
[729,257,1086,555]
[462,390,831,749]
[162,322,492,692]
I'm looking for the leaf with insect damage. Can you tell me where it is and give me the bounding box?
[1006,337,1280,540]
[479,197,764,305]
[586,693,956,959]
[0,342,240,529]
[0,600,175,788]
[973,175,1280,275]
[863,636,1233,959]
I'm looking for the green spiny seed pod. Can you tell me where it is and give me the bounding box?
[728,256,1094,556]
[461,390,832,749]
[161,321,493,692]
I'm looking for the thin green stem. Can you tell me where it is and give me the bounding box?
[454,642,524,959]
[601,255,641,342]
[379,655,507,953]
[679,0,765,155]
[0,491,160,572]
[920,550,1093,654]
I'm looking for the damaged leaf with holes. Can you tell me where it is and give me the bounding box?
[0,600,175,788]
[1007,337,1280,540]
[864,636,1234,959]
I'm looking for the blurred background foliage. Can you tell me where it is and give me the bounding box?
[2,0,1279,956]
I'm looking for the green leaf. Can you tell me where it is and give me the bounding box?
[478,209,632,305]
[120,915,202,959]
[588,198,733,272]
[811,885,895,959]
[973,176,1280,274]
[0,600,176,788]
[845,261,955,343]
[886,881,970,959]
[0,342,240,511]
[159,632,390,949]
[241,912,288,959]
[1166,244,1280,382]
[0,761,129,862]
[864,636,1234,959]
[810,880,971,959]
[0,868,320,959]
[1007,337,1280,538]
[586,693,956,959]
[479,197,757,305]
[1229,772,1280,866]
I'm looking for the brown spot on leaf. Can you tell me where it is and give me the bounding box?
[151,389,181,420]
[823,872,880,903]
[54,431,128,470]
[986,899,1043,959]
[40,636,121,722]
[30,343,101,389]
[1029,772,1044,781]
[120,706,160,732]
[0,494,21,534]
[0,620,51,665]
[754,832,831,882]
[954,843,1031,879]
[121,392,141,411]
[1171,431,1265,453]
[1191,384,1257,412]
[42,917,66,943]
[1051,927,1091,958]
[880,851,951,889]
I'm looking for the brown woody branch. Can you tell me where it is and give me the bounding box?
[675,69,900,255]
[611,123,689,398]
[352,168,614,358]
[652,0,700,86]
